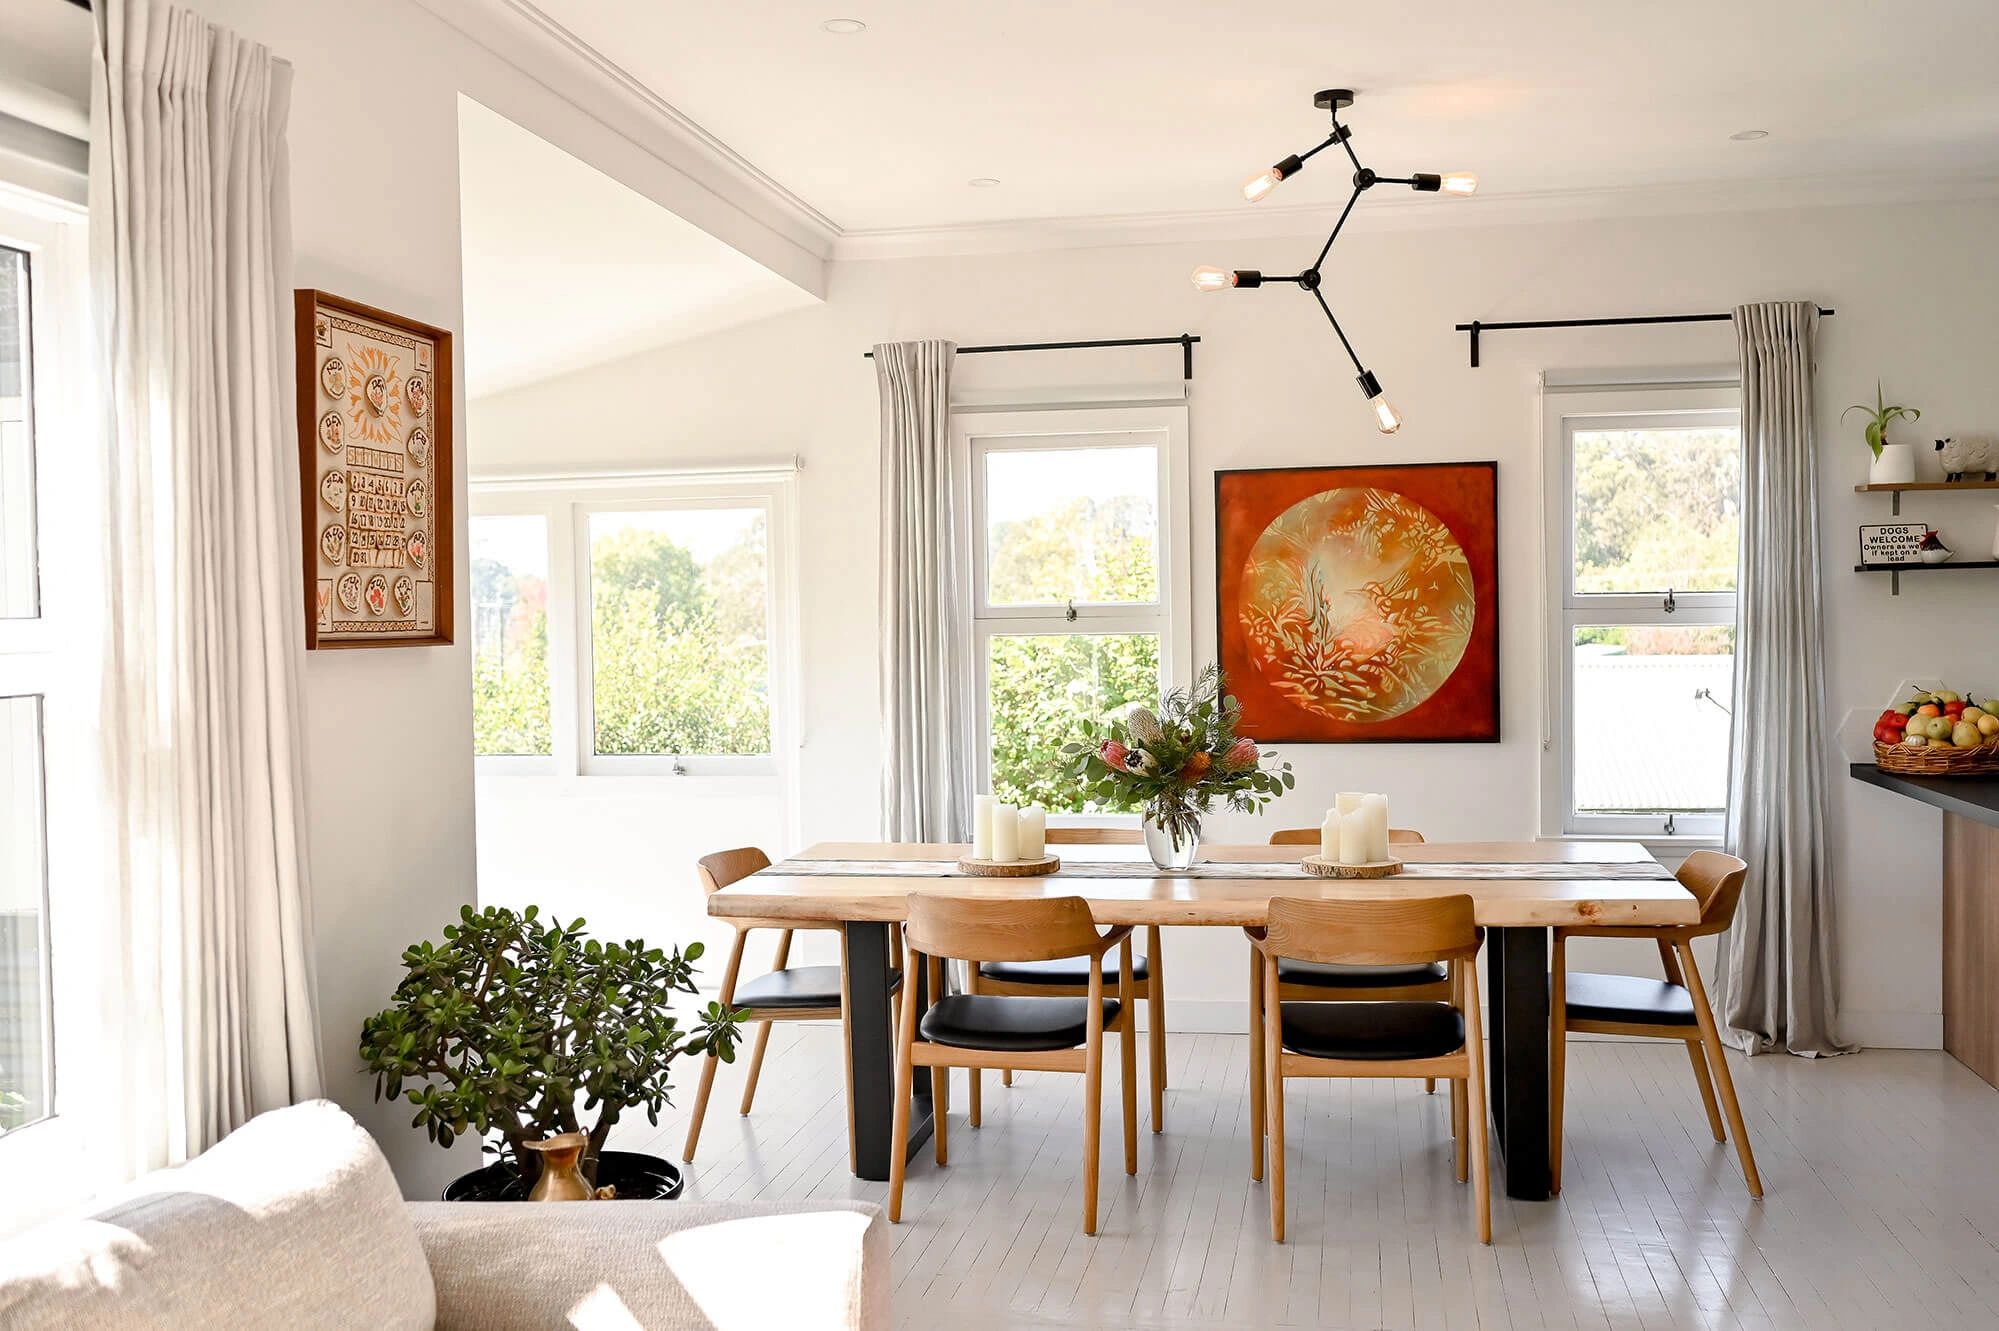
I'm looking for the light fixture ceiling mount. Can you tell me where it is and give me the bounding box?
[1195,88,1476,434]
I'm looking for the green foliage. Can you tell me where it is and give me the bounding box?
[1061,663,1295,846]
[987,494,1158,605]
[472,591,551,756]
[358,905,744,1183]
[1843,381,1919,459]
[1572,429,1739,594]
[989,633,1159,812]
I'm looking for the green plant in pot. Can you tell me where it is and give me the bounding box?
[1846,381,1921,486]
[360,904,744,1200]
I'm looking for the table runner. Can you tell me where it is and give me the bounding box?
[758,857,1676,882]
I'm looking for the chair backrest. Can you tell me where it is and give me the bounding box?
[696,847,771,896]
[1267,826,1426,846]
[1262,895,1478,967]
[904,895,1105,962]
[1045,827,1142,845]
[1677,850,1749,934]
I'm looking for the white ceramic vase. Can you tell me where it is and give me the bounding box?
[1869,442,1916,485]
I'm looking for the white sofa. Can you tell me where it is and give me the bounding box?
[0,1100,888,1329]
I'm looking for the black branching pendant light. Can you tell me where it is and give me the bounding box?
[1193,89,1475,433]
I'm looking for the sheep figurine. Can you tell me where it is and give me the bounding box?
[1935,436,1997,482]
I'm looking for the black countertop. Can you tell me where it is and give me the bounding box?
[1849,762,1999,827]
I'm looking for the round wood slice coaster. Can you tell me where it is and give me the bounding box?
[956,854,1061,878]
[1300,856,1403,879]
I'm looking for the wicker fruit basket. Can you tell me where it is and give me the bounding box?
[1873,739,1999,777]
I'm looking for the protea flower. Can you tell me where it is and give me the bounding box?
[1124,748,1158,777]
[1179,751,1213,783]
[1098,739,1130,771]
[1223,737,1259,771]
[1126,705,1164,747]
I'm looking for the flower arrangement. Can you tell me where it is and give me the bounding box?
[1063,664,1294,850]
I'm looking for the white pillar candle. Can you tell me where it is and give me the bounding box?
[1336,791,1366,817]
[972,795,995,860]
[1019,806,1046,859]
[1362,793,1390,862]
[1319,811,1340,862]
[1339,810,1370,865]
[990,802,1019,861]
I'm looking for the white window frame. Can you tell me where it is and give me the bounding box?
[469,464,801,797]
[0,185,99,1211]
[1540,379,1740,843]
[954,405,1192,820]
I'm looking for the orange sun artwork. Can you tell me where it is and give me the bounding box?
[342,342,405,445]
[1217,463,1499,743]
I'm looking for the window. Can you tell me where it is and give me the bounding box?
[960,407,1191,813]
[1542,380,1740,839]
[470,468,796,779]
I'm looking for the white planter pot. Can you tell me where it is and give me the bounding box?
[1869,442,1916,485]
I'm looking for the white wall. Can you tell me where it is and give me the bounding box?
[471,196,1999,1048]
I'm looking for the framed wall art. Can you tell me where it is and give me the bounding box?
[1215,461,1498,743]
[296,289,452,648]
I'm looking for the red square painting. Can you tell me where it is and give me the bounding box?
[1215,461,1499,743]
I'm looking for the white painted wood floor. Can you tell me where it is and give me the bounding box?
[616,1028,1999,1330]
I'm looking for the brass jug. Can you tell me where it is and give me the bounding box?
[522,1132,594,1201]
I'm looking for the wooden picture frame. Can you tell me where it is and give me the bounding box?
[1215,461,1499,744]
[295,289,453,648]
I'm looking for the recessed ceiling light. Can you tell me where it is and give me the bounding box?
[821,18,866,34]
[968,177,1001,188]
[1730,129,1770,141]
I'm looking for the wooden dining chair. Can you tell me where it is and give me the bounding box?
[1248,895,1490,1244]
[889,895,1138,1236]
[1551,849,1761,1197]
[682,847,899,1173]
[1264,826,1448,1098]
[965,826,1169,1130]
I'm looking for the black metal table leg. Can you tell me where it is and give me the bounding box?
[1486,925,1551,1201]
[843,921,932,1181]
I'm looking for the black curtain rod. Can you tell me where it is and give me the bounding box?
[864,333,1199,380]
[1453,308,1834,368]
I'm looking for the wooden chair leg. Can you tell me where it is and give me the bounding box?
[1083,976,1106,1236]
[1263,956,1286,1242]
[1550,932,1567,1195]
[1248,946,1265,1182]
[683,929,747,1162]
[1451,1075,1468,1183]
[1425,1078,1436,1094]
[887,944,922,1223]
[1677,941,1763,1198]
[1002,1068,1013,1087]
[970,1064,982,1128]
[1120,946,1138,1176]
[737,1021,774,1115]
[928,956,948,1167]
[1686,1038,1725,1141]
[1464,961,1492,1245]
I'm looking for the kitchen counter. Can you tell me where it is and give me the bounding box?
[1850,761,1999,1087]
[1848,763,1999,827]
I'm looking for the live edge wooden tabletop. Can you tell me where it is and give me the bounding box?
[706,840,1698,930]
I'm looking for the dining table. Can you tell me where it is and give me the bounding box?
[705,838,1696,1201]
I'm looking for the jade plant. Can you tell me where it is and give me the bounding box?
[360,904,743,1184]
[1843,381,1920,458]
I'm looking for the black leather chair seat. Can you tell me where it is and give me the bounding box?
[1561,972,1696,1026]
[919,994,1121,1053]
[979,953,1150,986]
[1278,1001,1465,1061]
[735,965,900,1010]
[1276,959,1447,989]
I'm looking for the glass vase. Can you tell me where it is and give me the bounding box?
[1142,809,1202,870]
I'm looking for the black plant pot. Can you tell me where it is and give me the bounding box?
[442,1149,685,1202]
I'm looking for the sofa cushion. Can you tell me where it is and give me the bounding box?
[0,1100,434,1330]
[410,1199,888,1331]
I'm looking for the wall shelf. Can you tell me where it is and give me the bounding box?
[1854,479,1999,515]
[1854,559,1999,595]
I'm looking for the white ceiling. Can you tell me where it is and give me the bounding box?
[456,97,815,399]
[527,0,1999,239]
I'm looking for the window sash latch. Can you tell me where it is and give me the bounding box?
[1662,587,1677,613]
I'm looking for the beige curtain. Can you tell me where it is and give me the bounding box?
[90,0,323,1171]
[875,340,973,841]
[1717,301,1853,1057]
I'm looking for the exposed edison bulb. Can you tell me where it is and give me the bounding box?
[1439,171,1478,196]
[1191,265,1236,293]
[1242,168,1282,203]
[1369,393,1402,434]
